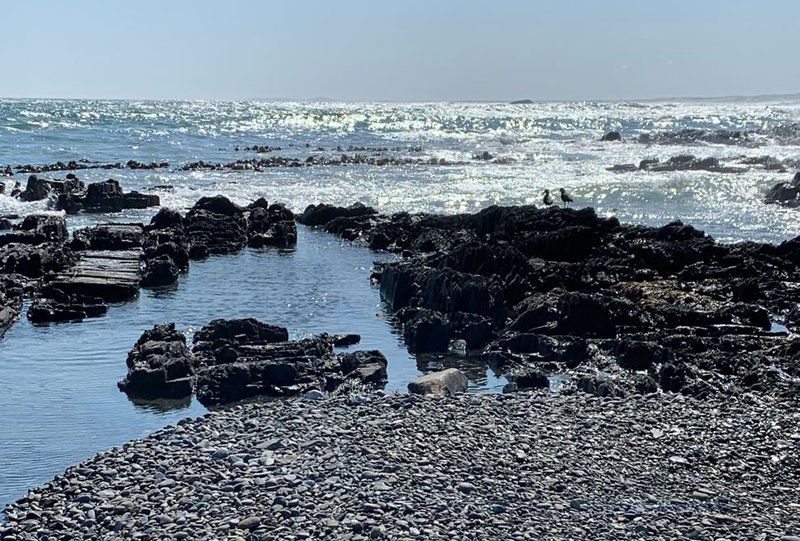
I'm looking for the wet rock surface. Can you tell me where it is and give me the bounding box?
[765,172,800,207]
[2,392,798,540]
[608,155,745,174]
[119,318,388,406]
[56,179,160,214]
[305,202,800,400]
[18,174,83,203]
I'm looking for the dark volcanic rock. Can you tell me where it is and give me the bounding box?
[28,290,107,323]
[56,179,159,214]
[193,318,289,348]
[764,172,800,207]
[148,207,184,230]
[192,195,243,216]
[0,242,76,278]
[120,318,390,405]
[71,223,144,251]
[19,174,84,202]
[0,277,23,337]
[185,196,248,256]
[600,131,622,142]
[118,323,196,399]
[0,214,68,247]
[298,202,377,227]
[141,255,180,288]
[247,203,297,248]
[312,201,800,400]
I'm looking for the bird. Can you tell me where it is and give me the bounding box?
[559,187,574,207]
[542,189,554,207]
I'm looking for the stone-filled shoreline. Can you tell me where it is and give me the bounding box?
[2,392,799,540]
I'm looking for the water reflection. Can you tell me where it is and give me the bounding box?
[415,353,506,392]
[127,395,193,413]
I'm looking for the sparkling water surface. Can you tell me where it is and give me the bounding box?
[1,98,799,507]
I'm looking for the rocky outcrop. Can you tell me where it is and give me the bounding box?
[0,214,68,247]
[71,223,144,251]
[56,179,160,214]
[310,202,800,400]
[637,129,754,146]
[764,172,800,207]
[608,155,745,174]
[247,202,297,248]
[19,174,84,202]
[120,318,388,405]
[185,196,248,257]
[600,131,621,142]
[118,323,196,398]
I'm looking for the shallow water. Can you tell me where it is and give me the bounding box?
[0,225,505,506]
[2,97,800,508]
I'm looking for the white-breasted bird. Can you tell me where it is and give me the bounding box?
[559,187,574,207]
[542,189,554,207]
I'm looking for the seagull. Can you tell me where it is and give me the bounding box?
[542,189,554,207]
[559,187,574,207]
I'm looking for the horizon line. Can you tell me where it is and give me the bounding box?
[1,91,800,104]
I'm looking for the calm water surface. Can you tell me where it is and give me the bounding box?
[0,226,503,507]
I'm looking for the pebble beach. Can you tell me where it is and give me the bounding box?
[3,391,798,541]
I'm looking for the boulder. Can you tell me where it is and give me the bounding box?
[19,174,83,202]
[185,196,248,256]
[192,195,243,216]
[513,369,549,390]
[764,173,800,206]
[56,179,160,214]
[247,204,297,248]
[600,131,622,142]
[118,323,196,399]
[141,255,180,288]
[408,368,468,396]
[148,207,184,230]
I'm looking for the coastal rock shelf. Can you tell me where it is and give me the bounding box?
[300,202,800,400]
[0,190,299,328]
[2,392,798,540]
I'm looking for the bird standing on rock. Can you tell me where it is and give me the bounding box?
[542,189,554,207]
[559,187,574,207]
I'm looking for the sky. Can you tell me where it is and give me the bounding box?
[1,0,799,101]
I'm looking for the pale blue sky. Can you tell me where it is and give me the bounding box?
[1,0,798,101]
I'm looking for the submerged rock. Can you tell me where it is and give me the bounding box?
[28,290,107,323]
